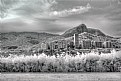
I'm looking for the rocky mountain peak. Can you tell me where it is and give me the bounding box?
[62,24,106,38]
[62,24,88,37]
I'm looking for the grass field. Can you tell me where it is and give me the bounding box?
[0,73,121,81]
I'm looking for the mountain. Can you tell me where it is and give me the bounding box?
[0,32,59,49]
[62,24,106,38]
[62,24,88,37]
[0,24,114,50]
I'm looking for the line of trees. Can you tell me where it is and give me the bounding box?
[0,51,121,72]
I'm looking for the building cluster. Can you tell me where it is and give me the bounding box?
[40,33,120,50]
[73,33,113,49]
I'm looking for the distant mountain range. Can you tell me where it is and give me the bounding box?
[0,24,115,49]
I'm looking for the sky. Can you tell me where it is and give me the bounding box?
[0,0,121,37]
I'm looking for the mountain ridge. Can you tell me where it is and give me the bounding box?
[0,24,115,49]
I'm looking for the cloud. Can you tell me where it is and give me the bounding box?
[0,0,24,19]
[0,0,57,20]
[105,5,121,21]
[1,18,43,32]
[0,0,121,37]
[49,3,91,17]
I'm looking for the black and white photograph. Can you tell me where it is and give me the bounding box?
[0,0,121,81]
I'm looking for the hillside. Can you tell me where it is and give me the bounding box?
[87,28,105,36]
[0,32,59,49]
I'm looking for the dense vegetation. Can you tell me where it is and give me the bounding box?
[0,32,59,48]
[0,51,121,72]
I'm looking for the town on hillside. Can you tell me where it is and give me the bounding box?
[39,33,121,55]
[0,24,121,56]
